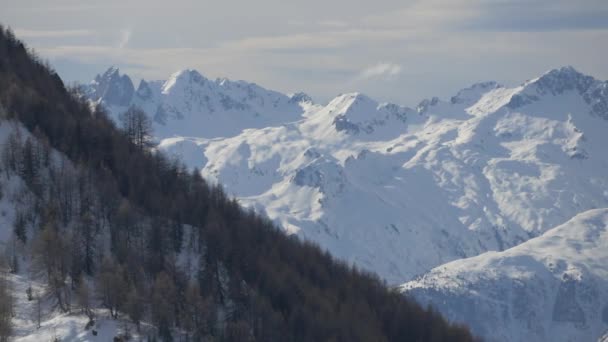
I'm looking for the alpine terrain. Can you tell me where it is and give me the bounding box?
[83,64,608,341]
[0,27,474,341]
[402,209,608,342]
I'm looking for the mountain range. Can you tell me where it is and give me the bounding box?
[83,65,608,341]
[1,28,476,341]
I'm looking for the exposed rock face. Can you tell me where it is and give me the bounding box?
[88,67,135,107]
[83,67,310,139]
[508,66,608,120]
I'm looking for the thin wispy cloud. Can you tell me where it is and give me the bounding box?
[465,0,608,31]
[118,29,131,49]
[318,20,350,29]
[6,0,607,105]
[14,29,94,39]
[358,63,403,81]
[218,29,409,52]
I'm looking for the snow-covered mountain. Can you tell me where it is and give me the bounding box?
[84,66,608,285]
[84,66,608,340]
[85,67,311,139]
[401,209,608,342]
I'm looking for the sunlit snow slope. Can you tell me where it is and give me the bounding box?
[401,209,608,342]
[85,66,608,287]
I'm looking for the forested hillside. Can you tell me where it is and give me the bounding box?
[0,26,474,341]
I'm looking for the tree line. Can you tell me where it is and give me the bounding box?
[0,25,476,341]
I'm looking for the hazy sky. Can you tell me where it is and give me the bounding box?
[2,0,608,106]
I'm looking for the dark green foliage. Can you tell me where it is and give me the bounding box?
[0,25,476,342]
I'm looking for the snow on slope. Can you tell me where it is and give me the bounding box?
[85,67,311,139]
[400,209,608,342]
[9,273,145,342]
[86,66,608,286]
[0,120,146,341]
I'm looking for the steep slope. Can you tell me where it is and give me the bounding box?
[401,209,608,342]
[0,119,140,340]
[88,66,608,286]
[0,26,474,342]
[9,274,146,341]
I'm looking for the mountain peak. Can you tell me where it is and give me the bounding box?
[103,65,120,75]
[327,93,378,116]
[337,92,372,102]
[531,65,595,95]
[416,96,440,113]
[543,65,581,77]
[289,92,313,104]
[136,79,153,100]
[90,66,134,106]
[93,66,119,84]
[321,92,413,137]
[160,69,210,95]
[173,69,207,82]
[450,81,502,105]
[507,66,606,113]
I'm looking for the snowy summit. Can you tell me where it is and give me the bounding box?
[84,65,608,342]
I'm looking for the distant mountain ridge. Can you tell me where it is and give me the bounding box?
[0,27,475,342]
[83,66,608,341]
[84,67,311,139]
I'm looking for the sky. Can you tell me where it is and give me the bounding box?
[2,0,608,106]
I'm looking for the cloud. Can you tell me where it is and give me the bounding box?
[14,0,608,107]
[14,29,94,39]
[218,29,410,52]
[318,20,350,29]
[464,0,608,32]
[118,29,131,49]
[358,63,403,80]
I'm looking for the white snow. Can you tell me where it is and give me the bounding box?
[0,120,147,341]
[401,209,608,342]
[89,67,309,140]
[9,274,145,342]
[86,66,608,286]
[84,66,608,341]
